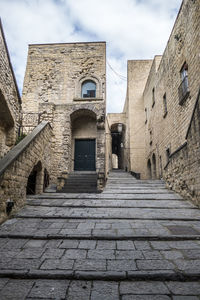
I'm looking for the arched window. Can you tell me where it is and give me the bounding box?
[81,80,96,98]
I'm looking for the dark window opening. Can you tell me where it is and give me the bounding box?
[82,80,96,98]
[43,168,49,191]
[152,153,156,179]
[179,62,189,104]
[147,159,152,179]
[166,147,171,163]
[163,93,167,117]
[145,108,147,124]
[152,87,155,107]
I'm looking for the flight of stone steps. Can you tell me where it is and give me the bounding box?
[0,170,200,298]
[57,171,97,193]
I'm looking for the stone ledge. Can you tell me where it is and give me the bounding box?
[0,234,200,241]
[14,215,200,221]
[0,269,200,281]
[73,97,103,102]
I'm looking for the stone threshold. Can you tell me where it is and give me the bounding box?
[0,269,200,281]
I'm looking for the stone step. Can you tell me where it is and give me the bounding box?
[58,172,97,193]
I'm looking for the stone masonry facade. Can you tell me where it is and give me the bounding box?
[0,20,21,158]
[165,88,200,206]
[22,42,106,189]
[120,0,200,185]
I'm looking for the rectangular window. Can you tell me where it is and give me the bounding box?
[149,129,152,145]
[152,87,155,107]
[166,147,170,163]
[178,62,189,104]
[163,93,167,118]
[145,108,147,124]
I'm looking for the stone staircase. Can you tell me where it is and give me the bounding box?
[57,171,97,193]
[1,170,200,298]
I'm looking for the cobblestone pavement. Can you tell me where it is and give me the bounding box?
[0,170,200,299]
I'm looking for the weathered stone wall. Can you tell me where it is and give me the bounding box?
[0,121,52,224]
[164,89,200,205]
[123,0,200,179]
[0,20,21,158]
[143,0,200,179]
[22,42,106,187]
[125,60,153,178]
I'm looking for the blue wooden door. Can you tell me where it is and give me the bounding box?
[74,139,96,171]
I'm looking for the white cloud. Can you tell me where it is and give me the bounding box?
[0,0,182,113]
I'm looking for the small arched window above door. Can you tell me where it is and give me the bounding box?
[81,80,96,98]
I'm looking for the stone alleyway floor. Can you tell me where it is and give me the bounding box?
[1,171,200,299]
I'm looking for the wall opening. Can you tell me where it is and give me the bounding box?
[152,153,157,179]
[43,168,49,191]
[111,123,125,170]
[147,159,152,179]
[26,161,42,195]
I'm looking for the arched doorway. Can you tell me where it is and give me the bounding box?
[152,153,157,179]
[111,123,125,170]
[71,109,97,171]
[147,159,152,179]
[26,161,42,195]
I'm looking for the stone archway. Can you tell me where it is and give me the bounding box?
[70,109,97,171]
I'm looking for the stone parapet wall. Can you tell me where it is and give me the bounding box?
[0,121,52,224]
[164,89,200,205]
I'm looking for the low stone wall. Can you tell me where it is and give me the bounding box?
[0,121,52,223]
[164,89,200,206]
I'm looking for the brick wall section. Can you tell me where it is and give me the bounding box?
[164,89,200,206]
[0,121,52,224]
[0,20,21,158]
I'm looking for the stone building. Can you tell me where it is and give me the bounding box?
[22,42,106,191]
[0,0,199,210]
[0,19,21,158]
[115,0,200,184]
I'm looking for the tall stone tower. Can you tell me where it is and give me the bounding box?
[22,42,106,190]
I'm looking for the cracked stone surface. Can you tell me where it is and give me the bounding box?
[0,170,200,298]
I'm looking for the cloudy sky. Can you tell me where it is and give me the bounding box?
[0,0,182,113]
